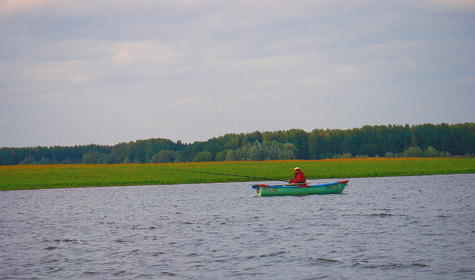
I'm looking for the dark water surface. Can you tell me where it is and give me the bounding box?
[1,174,474,279]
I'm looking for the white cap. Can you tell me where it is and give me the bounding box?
[294,167,300,170]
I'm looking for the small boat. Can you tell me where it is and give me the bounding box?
[251,180,349,196]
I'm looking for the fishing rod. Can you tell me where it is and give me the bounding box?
[168,168,288,182]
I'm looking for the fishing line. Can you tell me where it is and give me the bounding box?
[167,168,288,182]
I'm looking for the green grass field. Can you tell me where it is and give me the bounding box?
[0,158,474,191]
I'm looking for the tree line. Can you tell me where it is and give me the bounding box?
[0,123,473,165]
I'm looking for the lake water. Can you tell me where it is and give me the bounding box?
[0,174,474,279]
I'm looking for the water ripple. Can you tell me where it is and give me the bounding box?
[0,174,474,279]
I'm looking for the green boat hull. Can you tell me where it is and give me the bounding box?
[252,180,348,197]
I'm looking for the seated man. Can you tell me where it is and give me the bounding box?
[289,167,306,184]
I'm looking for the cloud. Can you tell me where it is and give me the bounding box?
[0,1,473,147]
[0,0,51,16]
[23,60,87,83]
[419,0,475,12]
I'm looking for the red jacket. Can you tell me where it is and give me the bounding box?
[289,170,306,184]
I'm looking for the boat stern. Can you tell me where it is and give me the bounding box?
[252,185,264,196]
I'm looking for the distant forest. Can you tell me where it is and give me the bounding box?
[1,123,474,165]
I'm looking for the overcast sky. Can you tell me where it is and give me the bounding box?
[1,0,474,147]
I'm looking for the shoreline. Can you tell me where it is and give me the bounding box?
[1,158,474,191]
